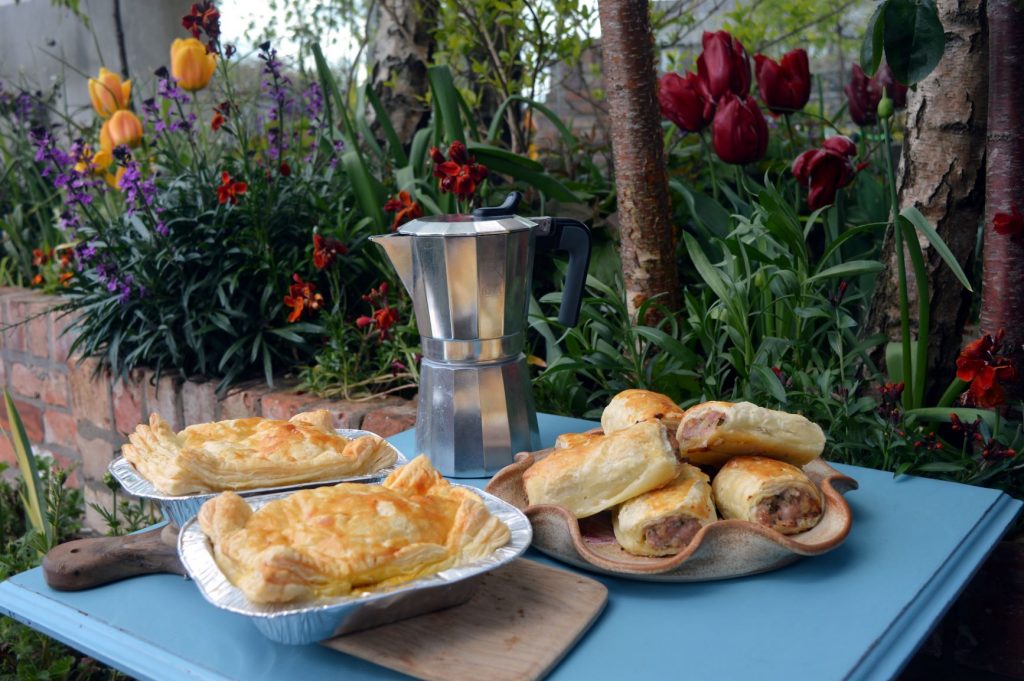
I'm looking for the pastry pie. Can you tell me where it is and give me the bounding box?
[676,401,825,467]
[601,389,686,436]
[613,463,717,556]
[198,455,510,603]
[712,456,823,535]
[523,421,679,518]
[123,410,395,495]
[554,431,604,450]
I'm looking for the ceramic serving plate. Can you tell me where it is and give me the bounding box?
[484,444,858,581]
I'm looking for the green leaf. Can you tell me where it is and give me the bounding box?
[751,364,788,404]
[683,232,731,303]
[807,260,884,283]
[6,389,50,549]
[916,462,967,473]
[342,151,386,229]
[365,83,409,166]
[898,208,972,291]
[882,0,946,85]
[428,65,465,143]
[861,2,887,76]
[469,145,580,203]
[905,407,997,430]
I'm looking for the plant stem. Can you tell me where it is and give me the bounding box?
[700,132,719,202]
[882,116,914,408]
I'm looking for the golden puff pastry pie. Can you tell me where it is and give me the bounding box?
[712,456,823,535]
[123,410,395,495]
[197,455,510,604]
[601,389,686,436]
[523,421,679,518]
[554,431,604,450]
[613,463,717,556]
[676,401,825,467]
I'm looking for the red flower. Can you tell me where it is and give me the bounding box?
[211,111,225,131]
[282,274,324,323]
[956,330,1018,408]
[32,247,53,267]
[279,161,291,177]
[791,136,858,210]
[845,64,883,127]
[356,282,400,340]
[994,206,1024,242]
[312,233,348,270]
[874,63,908,110]
[754,49,811,115]
[181,1,221,52]
[711,94,768,165]
[431,143,488,200]
[373,305,399,337]
[383,191,424,231]
[697,31,751,100]
[658,72,715,133]
[217,170,247,205]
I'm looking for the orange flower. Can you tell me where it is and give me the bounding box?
[171,38,216,92]
[88,67,131,118]
[312,234,347,270]
[383,191,424,231]
[59,272,73,287]
[283,274,323,322]
[956,330,1018,408]
[211,111,225,131]
[100,110,143,149]
[32,248,53,267]
[217,171,248,205]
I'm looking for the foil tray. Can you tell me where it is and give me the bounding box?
[178,485,532,645]
[108,429,408,526]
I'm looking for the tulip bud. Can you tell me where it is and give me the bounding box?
[711,94,769,165]
[845,64,883,127]
[170,38,217,92]
[877,95,894,120]
[101,110,144,149]
[658,72,715,133]
[697,31,752,100]
[88,67,131,118]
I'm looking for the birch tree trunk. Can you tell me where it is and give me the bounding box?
[597,0,680,318]
[865,0,987,397]
[979,1,1024,353]
[367,0,436,143]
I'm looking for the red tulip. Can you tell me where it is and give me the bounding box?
[754,49,811,115]
[658,72,715,132]
[697,31,751,100]
[791,136,858,210]
[712,94,768,165]
[874,63,908,110]
[845,64,883,126]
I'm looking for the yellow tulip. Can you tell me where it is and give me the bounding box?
[105,166,127,190]
[88,67,131,118]
[101,110,143,149]
[170,38,216,92]
[73,145,113,175]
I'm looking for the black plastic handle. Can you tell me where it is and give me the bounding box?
[472,191,522,219]
[535,217,592,327]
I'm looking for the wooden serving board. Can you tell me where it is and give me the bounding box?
[324,558,607,681]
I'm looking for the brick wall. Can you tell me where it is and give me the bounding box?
[0,287,416,532]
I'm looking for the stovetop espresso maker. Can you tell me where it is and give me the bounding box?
[371,192,591,476]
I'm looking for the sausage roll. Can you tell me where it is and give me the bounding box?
[198,455,510,604]
[554,431,604,450]
[523,421,679,518]
[712,456,824,535]
[124,410,394,495]
[613,463,717,556]
[601,389,686,435]
[676,401,825,467]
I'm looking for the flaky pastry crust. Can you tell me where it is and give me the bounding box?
[122,410,395,495]
[197,455,510,603]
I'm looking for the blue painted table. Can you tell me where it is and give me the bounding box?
[1,414,1020,681]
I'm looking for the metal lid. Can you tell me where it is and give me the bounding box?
[397,213,535,236]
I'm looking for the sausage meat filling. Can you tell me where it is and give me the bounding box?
[642,516,702,551]
[753,487,821,532]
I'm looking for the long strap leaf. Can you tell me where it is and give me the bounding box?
[6,389,51,548]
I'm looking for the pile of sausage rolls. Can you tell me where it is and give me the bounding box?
[523,390,827,557]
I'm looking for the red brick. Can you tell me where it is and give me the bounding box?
[52,310,80,364]
[113,370,145,436]
[182,378,218,425]
[69,356,113,430]
[0,436,13,467]
[43,371,70,407]
[26,302,54,359]
[10,362,45,400]
[360,404,417,438]
[260,390,323,421]
[0,359,7,390]
[44,410,77,448]
[142,370,182,430]
[219,382,267,419]
[77,432,118,484]
[0,398,44,443]
[83,481,115,533]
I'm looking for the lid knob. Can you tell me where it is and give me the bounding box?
[471,191,522,219]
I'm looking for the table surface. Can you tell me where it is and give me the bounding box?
[1,413,1020,681]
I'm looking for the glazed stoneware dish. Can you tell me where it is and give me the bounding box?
[485,440,858,581]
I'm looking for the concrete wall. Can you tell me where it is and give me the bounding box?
[0,0,190,116]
